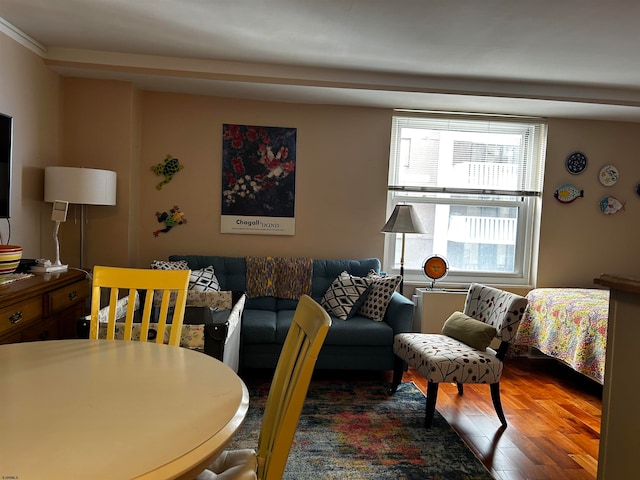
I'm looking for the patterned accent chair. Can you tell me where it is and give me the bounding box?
[391,283,528,428]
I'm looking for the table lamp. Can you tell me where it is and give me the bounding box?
[44,166,117,269]
[381,204,425,293]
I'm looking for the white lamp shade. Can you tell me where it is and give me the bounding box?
[381,204,425,234]
[44,167,117,205]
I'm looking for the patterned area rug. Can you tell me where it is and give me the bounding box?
[225,378,494,479]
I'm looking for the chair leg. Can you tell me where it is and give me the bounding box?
[425,382,439,428]
[456,382,464,396]
[390,355,405,394]
[490,382,507,427]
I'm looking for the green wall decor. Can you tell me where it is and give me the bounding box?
[152,154,183,190]
[153,205,187,237]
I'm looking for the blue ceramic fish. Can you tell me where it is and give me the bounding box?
[599,196,625,214]
[554,183,584,203]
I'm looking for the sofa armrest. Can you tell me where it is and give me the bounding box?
[383,292,415,335]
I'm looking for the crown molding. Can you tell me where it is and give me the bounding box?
[0,16,46,56]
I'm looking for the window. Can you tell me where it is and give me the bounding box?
[384,113,547,287]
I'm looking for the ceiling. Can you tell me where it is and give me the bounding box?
[3,0,640,121]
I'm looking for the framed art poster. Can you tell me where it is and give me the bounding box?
[221,124,297,235]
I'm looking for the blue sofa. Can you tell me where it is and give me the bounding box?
[169,255,415,370]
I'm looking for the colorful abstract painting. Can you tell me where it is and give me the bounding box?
[221,124,297,235]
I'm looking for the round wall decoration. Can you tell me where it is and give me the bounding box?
[565,151,588,175]
[423,255,448,288]
[599,165,619,186]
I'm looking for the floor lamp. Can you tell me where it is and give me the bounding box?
[44,166,117,269]
[381,204,425,293]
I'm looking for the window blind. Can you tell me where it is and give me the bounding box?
[389,114,548,196]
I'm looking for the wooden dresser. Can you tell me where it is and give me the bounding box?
[0,269,90,344]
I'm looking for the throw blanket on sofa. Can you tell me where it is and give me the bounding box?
[246,256,313,299]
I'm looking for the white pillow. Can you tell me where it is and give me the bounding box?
[189,265,220,292]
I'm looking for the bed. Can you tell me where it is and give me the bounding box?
[513,288,609,384]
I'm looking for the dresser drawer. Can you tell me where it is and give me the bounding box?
[0,297,43,335]
[46,280,90,315]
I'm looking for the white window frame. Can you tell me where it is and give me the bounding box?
[384,113,547,288]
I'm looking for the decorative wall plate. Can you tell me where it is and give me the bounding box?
[599,196,625,214]
[565,151,588,175]
[423,255,448,288]
[599,165,619,186]
[554,183,584,203]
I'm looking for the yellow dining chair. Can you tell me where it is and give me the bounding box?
[195,294,332,480]
[89,265,190,346]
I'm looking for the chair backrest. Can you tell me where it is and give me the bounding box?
[89,266,190,347]
[463,283,528,347]
[256,294,332,480]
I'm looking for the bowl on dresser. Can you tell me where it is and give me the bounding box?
[0,245,23,276]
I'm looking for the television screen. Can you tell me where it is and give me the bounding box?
[0,113,12,218]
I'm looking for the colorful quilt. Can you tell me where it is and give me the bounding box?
[246,256,312,299]
[514,288,609,384]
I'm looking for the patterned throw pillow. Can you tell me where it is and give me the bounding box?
[152,289,232,309]
[150,259,189,270]
[320,271,373,321]
[189,266,220,292]
[97,322,205,350]
[357,270,402,321]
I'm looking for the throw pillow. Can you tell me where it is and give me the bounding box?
[152,289,232,309]
[320,271,373,321]
[189,266,220,292]
[441,311,497,350]
[150,259,189,270]
[97,322,205,350]
[357,270,401,321]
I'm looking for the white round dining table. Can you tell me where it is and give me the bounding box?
[0,339,249,479]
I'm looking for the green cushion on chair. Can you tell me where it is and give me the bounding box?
[442,311,497,350]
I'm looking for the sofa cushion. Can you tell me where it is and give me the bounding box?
[358,270,402,321]
[311,258,381,298]
[324,314,394,346]
[273,310,392,346]
[275,310,296,343]
[277,298,299,311]
[245,296,278,311]
[241,309,277,344]
[320,271,373,320]
[169,255,247,292]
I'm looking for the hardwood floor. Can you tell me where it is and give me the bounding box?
[401,356,602,480]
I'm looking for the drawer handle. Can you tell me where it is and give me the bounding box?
[9,311,23,324]
[68,290,78,301]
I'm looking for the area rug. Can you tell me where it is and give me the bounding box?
[224,378,494,479]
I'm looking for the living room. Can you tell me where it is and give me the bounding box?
[1,3,640,479]
[4,55,640,287]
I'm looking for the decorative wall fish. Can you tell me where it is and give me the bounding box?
[599,196,625,215]
[554,183,584,203]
